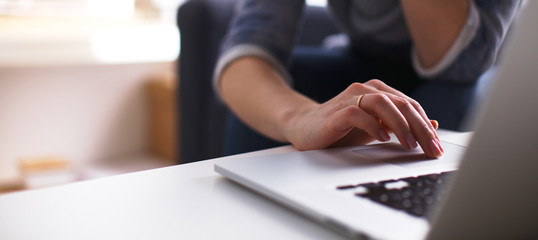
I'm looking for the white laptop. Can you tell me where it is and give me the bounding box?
[215,2,538,240]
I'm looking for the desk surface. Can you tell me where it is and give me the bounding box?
[0,130,472,240]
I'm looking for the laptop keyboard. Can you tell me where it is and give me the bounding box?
[336,171,456,218]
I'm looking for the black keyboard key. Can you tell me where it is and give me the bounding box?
[350,171,456,218]
[411,205,425,217]
[336,184,356,190]
[402,199,413,209]
[401,189,413,199]
[356,182,385,195]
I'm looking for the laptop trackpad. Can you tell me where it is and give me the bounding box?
[351,142,463,169]
[352,143,433,164]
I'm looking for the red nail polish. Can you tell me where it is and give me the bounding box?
[436,139,444,153]
[431,139,442,157]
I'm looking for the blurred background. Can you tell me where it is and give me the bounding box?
[0,0,327,193]
[0,0,184,193]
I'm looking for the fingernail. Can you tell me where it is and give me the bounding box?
[430,139,443,157]
[379,129,390,142]
[430,120,439,130]
[406,133,418,149]
[436,139,444,153]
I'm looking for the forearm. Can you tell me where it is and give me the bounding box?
[219,57,317,143]
[400,0,470,68]
[219,57,443,157]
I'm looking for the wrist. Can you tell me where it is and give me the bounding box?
[279,99,319,148]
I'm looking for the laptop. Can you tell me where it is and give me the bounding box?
[215,2,538,239]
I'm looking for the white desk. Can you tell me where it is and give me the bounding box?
[0,130,472,240]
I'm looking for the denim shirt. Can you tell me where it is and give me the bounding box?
[214,0,522,95]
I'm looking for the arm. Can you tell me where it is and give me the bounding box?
[220,57,443,157]
[217,0,443,157]
[403,0,522,82]
[400,0,470,68]
[220,57,314,145]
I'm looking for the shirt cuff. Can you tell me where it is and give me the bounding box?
[213,44,293,99]
[412,0,480,79]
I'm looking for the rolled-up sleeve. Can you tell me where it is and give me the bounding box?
[413,0,522,83]
[213,0,305,97]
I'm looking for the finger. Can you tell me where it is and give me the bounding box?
[379,120,439,130]
[394,96,443,158]
[356,80,442,157]
[430,120,439,130]
[365,80,437,135]
[330,128,377,148]
[380,119,438,131]
[380,92,443,158]
[329,106,391,142]
[357,93,417,149]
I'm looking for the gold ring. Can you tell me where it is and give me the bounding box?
[356,94,366,108]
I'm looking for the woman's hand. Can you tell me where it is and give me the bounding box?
[221,57,443,158]
[284,79,444,158]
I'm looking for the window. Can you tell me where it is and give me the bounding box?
[0,0,181,65]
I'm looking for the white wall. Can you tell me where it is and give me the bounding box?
[0,62,174,180]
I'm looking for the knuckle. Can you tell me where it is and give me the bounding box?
[409,99,421,109]
[416,124,432,135]
[365,79,384,88]
[342,105,359,117]
[394,97,411,109]
[410,121,434,138]
[370,93,390,105]
[348,82,364,92]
